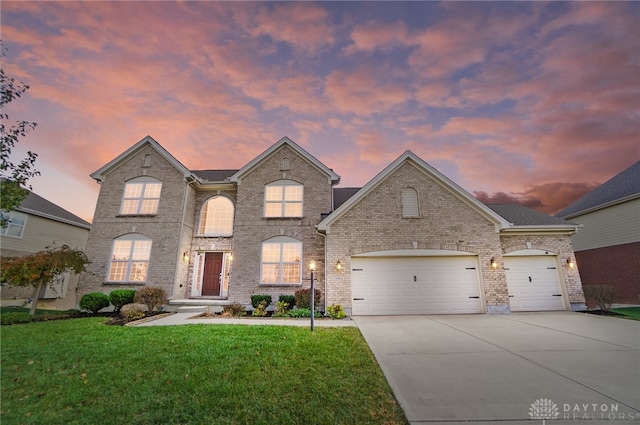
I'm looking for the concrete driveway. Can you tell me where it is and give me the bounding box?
[354,312,640,425]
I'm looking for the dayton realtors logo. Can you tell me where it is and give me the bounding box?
[529,398,639,422]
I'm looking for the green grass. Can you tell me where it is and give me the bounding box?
[1,318,408,425]
[0,306,81,325]
[611,306,640,321]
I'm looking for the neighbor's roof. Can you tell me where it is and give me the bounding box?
[486,204,575,226]
[17,191,91,229]
[556,160,640,219]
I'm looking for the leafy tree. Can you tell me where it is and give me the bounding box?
[1,42,39,225]
[1,245,90,315]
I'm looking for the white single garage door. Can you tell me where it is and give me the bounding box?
[504,256,565,312]
[351,256,482,315]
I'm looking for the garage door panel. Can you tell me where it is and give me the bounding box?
[351,256,482,315]
[504,256,565,312]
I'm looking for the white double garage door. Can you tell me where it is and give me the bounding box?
[351,255,566,315]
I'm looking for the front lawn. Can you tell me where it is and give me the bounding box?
[0,318,407,425]
[0,306,82,325]
[611,306,640,321]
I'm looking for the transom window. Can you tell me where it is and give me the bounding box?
[260,237,302,285]
[402,188,420,217]
[198,196,234,236]
[120,177,162,215]
[1,211,27,238]
[264,180,303,218]
[107,234,152,282]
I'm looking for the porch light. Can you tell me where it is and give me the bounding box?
[228,253,233,262]
[183,251,189,262]
[567,257,575,269]
[336,260,342,271]
[490,257,498,269]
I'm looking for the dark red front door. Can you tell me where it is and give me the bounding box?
[202,252,223,296]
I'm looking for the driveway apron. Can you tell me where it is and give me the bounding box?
[354,313,640,425]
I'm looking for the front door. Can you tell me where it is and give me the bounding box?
[202,252,223,296]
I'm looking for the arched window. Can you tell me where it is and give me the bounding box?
[402,188,420,217]
[264,180,303,218]
[260,236,302,285]
[120,177,162,215]
[107,234,152,282]
[198,196,234,236]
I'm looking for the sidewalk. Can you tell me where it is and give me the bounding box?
[134,312,357,327]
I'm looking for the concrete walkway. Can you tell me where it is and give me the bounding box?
[354,312,640,425]
[135,311,356,327]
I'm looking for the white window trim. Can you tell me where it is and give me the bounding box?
[1,211,28,238]
[119,177,162,216]
[263,180,304,218]
[260,236,302,285]
[107,234,152,283]
[197,196,234,237]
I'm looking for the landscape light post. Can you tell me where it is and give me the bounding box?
[309,260,316,332]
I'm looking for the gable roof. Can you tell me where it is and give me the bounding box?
[318,151,511,234]
[487,204,576,226]
[230,137,340,184]
[90,135,199,183]
[16,191,91,229]
[556,161,640,219]
[333,187,361,210]
[191,169,239,182]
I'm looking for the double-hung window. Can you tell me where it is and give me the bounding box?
[1,211,27,238]
[260,237,302,285]
[107,234,152,282]
[120,177,162,215]
[264,180,303,218]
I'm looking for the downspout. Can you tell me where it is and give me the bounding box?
[316,226,328,311]
[173,176,193,300]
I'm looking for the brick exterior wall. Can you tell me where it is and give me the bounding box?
[324,161,509,313]
[575,241,640,304]
[228,145,331,308]
[78,145,189,301]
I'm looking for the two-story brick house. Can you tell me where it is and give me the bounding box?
[78,136,586,314]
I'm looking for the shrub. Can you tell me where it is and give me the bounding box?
[121,308,146,323]
[252,300,268,317]
[223,303,246,317]
[79,292,111,313]
[285,308,322,318]
[326,304,347,319]
[109,289,136,313]
[294,288,322,310]
[583,285,616,312]
[1,312,34,325]
[134,287,167,313]
[274,301,290,317]
[250,294,272,308]
[278,294,296,310]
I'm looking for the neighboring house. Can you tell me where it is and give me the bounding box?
[556,161,640,304]
[78,136,585,314]
[1,190,91,310]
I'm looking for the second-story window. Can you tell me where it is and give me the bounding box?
[198,196,234,236]
[264,180,303,218]
[120,177,162,215]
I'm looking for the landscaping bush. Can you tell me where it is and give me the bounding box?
[294,288,322,310]
[326,304,347,319]
[121,308,146,322]
[250,294,272,308]
[274,301,290,317]
[134,287,167,312]
[278,294,296,310]
[285,308,323,318]
[79,292,111,313]
[252,300,268,317]
[583,284,616,312]
[223,303,246,317]
[109,289,136,313]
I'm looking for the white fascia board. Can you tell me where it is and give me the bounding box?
[318,150,511,234]
[90,135,199,183]
[18,208,91,230]
[559,194,640,220]
[500,224,582,235]
[230,137,340,184]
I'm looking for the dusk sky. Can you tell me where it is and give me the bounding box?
[3,1,639,223]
